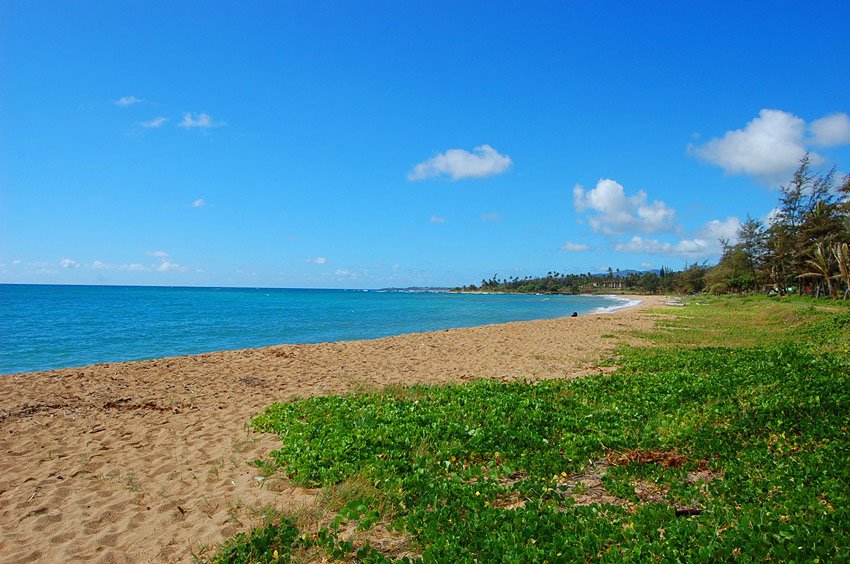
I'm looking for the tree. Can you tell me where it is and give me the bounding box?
[764,155,839,294]
[737,216,767,287]
[658,266,676,293]
[797,241,835,298]
[706,247,757,294]
[675,263,707,294]
[638,272,660,294]
[834,242,850,300]
[764,220,796,294]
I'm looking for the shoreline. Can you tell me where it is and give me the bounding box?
[0,295,669,563]
[1,293,643,378]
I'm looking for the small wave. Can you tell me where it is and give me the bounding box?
[591,295,643,314]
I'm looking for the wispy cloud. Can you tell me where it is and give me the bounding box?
[91,260,148,271]
[307,257,328,265]
[191,198,205,208]
[115,95,143,107]
[84,250,181,273]
[573,179,676,235]
[408,145,512,181]
[561,242,590,252]
[60,258,80,269]
[615,237,680,255]
[613,216,740,258]
[141,116,168,128]
[178,112,225,129]
[480,212,502,222]
[430,215,446,224]
[688,109,850,185]
[156,260,185,272]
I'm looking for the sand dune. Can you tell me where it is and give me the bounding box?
[0,296,668,562]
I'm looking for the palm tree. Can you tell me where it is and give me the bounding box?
[833,242,850,300]
[797,241,835,298]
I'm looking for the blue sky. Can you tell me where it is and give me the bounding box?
[2,1,849,288]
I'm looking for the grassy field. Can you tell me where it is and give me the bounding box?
[209,296,850,563]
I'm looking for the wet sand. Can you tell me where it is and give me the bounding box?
[0,295,669,562]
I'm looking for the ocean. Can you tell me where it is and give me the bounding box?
[0,285,638,375]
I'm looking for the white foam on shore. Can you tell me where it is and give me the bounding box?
[591,295,643,314]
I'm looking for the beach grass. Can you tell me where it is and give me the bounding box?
[209,296,850,562]
[640,294,850,351]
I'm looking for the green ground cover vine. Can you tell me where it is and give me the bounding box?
[210,296,850,562]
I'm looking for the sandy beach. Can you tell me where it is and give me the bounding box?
[0,296,669,563]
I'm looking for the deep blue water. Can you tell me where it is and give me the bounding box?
[0,285,637,375]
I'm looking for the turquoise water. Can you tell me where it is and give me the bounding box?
[0,285,636,375]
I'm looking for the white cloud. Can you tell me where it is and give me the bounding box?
[178,112,225,128]
[615,236,675,255]
[156,260,185,272]
[141,116,168,128]
[115,95,142,107]
[696,216,740,243]
[480,212,502,222]
[614,236,713,257]
[307,257,328,265]
[561,241,590,252]
[688,109,850,184]
[192,198,205,208]
[12,259,21,265]
[335,268,358,278]
[408,145,512,181]
[810,113,850,147]
[90,251,188,272]
[613,216,740,258]
[674,239,713,255]
[430,215,446,224]
[60,258,80,269]
[689,110,808,182]
[91,260,149,271]
[573,179,676,234]
[145,250,186,272]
